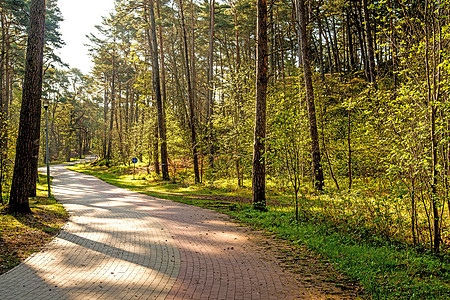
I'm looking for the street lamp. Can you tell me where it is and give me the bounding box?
[42,98,51,198]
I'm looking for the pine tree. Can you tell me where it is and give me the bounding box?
[9,0,46,213]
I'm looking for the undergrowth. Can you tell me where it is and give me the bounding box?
[69,163,450,299]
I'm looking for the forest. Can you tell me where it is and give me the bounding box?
[1,0,450,296]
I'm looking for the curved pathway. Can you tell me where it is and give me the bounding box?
[0,162,313,299]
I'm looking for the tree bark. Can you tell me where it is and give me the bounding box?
[362,0,377,87]
[348,101,352,189]
[106,52,116,165]
[354,4,368,78]
[156,0,167,114]
[102,77,108,158]
[207,0,215,167]
[234,6,243,187]
[296,0,324,191]
[0,11,8,203]
[346,9,356,72]
[387,0,397,87]
[252,0,268,211]
[179,0,200,183]
[154,122,160,174]
[147,0,169,180]
[424,0,440,253]
[9,0,46,213]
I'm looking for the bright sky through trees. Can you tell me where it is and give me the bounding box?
[58,0,114,73]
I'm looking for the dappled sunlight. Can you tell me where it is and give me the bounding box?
[0,245,178,300]
[0,165,314,299]
[0,166,181,299]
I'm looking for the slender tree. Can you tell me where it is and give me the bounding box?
[106,44,116,165]
[362,0,377,88]
[179,0,200,183]
[9,0,46,213]
[233,2,243,187]
[252,0,268,211]
[296,0,324,190]
[146,0,169,180]
[207,0,215,167]
[156,0,167,109]
[424,0,441,254]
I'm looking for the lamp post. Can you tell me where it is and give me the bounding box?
[42,98,51,198]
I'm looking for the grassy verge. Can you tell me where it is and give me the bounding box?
[0,174,68,275]
[69,163,450,299]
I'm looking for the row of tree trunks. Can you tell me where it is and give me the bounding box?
[304,0,378,85]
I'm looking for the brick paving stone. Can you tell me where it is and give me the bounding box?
[0,160,323,299]
[0,163,179,300]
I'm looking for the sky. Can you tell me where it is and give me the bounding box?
[57,0,115,74]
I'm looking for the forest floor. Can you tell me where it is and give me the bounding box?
[0,175,68,275]
[2,161,450,298]
[67,163,450,299]
[67,164,366,298]
[0,163,363,299]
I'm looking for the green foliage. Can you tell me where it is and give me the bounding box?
[235,206,450,299]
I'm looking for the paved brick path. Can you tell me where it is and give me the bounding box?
[0,163,308,299]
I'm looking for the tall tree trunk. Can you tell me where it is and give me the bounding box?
[276,8,285,79]
[125,84,129,132]
[321,19,333,73]
[190,0,197,112]
[411,174,417,246]
[330,16,341,73]
[129,91,135,128]
[156,0,167,113]
[387,0,396,87]
[348,101,352,189]
[153,122,160,174]
[207,0,215,167]
[252,0,268,211]
[362,0,377,87]
[424,0,440,253]
[234,6,243,187]
[269,0,275,81]
[179,0,200,183]
[9,0,46,213]
[106,51,116,165]
[354,4,368,78]
[147,0,169,180]
[347,9,356,72]
[115,84,126,163]
[321,106,339,190]
[102,77,108,158]
[296,0,324,190]
[0,12,7,203]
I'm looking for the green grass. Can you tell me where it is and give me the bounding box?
[234,207,450,299]
[69,163,450,299]
[0,174,68,275]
